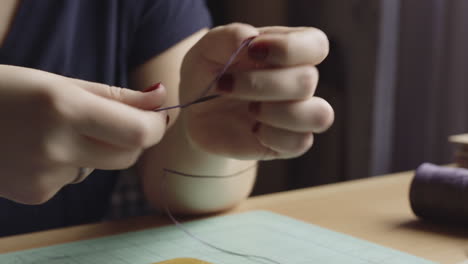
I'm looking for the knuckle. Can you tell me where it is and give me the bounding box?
[39,140,69,164]
[106,84,118,98]
[225,22,252,35]
[222,23,258,46]
[30,88,61,118]
[298,66,319,97]
[42,143,59,163]
[225,22,250,30]
[30,87,55,106]
[107,85,124,101]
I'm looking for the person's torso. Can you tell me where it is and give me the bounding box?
[0,0,211,237]
[0,0,140,237]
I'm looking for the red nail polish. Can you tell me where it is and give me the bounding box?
[252,122,261,133]
[142,82,161,93]
[217,74,234,93]
[248,42,269,61]
[166,114,170,125]
[248,102,261,115]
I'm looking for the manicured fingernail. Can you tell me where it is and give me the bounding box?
[142,82,161,93]
[166,114,170,125]
[217,74,234,93]
[248,42,269,61]
[248,102,261,115]
[252,122,261,133]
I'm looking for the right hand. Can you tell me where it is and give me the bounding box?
[0,65,168,204]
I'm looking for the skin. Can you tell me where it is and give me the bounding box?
[0,1,334,214]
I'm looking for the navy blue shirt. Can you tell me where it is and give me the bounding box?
[0,0,211,237]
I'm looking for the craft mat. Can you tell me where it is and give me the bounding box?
[0,211,435,264]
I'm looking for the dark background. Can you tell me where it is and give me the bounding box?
[204,0,468,195]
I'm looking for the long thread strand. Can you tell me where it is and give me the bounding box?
[154,37,254,112]
[161,169,282,264]
[156,36,283,264]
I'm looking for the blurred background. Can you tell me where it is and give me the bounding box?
[205,0,468,195]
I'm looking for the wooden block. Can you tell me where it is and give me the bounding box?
[153,258,213,264]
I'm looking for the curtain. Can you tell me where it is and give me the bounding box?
[372,0,468,174]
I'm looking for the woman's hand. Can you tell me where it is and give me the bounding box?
[180,23,334,160]
[0,65,168,204]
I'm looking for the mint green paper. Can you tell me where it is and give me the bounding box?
[0,211,435,264]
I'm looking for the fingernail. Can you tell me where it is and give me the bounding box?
[142,82,161,93]
[248,102,261,115]
[252,122,261,133]
[166,114,170,125]
[248,42,269,61]
[217,74,234,93]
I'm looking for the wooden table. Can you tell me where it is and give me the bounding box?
[0,171,467,263]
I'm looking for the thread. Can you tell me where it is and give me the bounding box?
[161,168,281,264]
[156,36,283,264]
[409,163,468,224]
[154,36,254,112]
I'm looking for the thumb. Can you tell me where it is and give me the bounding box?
[69,78,167,111]
[195,23,259,64]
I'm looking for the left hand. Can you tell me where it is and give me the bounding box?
[179,23,334,160]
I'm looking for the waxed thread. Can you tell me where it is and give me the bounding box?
[161,169,281,264]
[154,36,253,112]
[156,37,283,264]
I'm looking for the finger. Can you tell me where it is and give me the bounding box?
[69,78,167,111]
[70,136,143,170]
[257,26,309,34]
[248,27,329,66]
[69,90,168,149]
[193,23,259,64]
[217,65,318,101]
[181,23,260,103]
[249,97,334,133]
[253,122,314,159]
